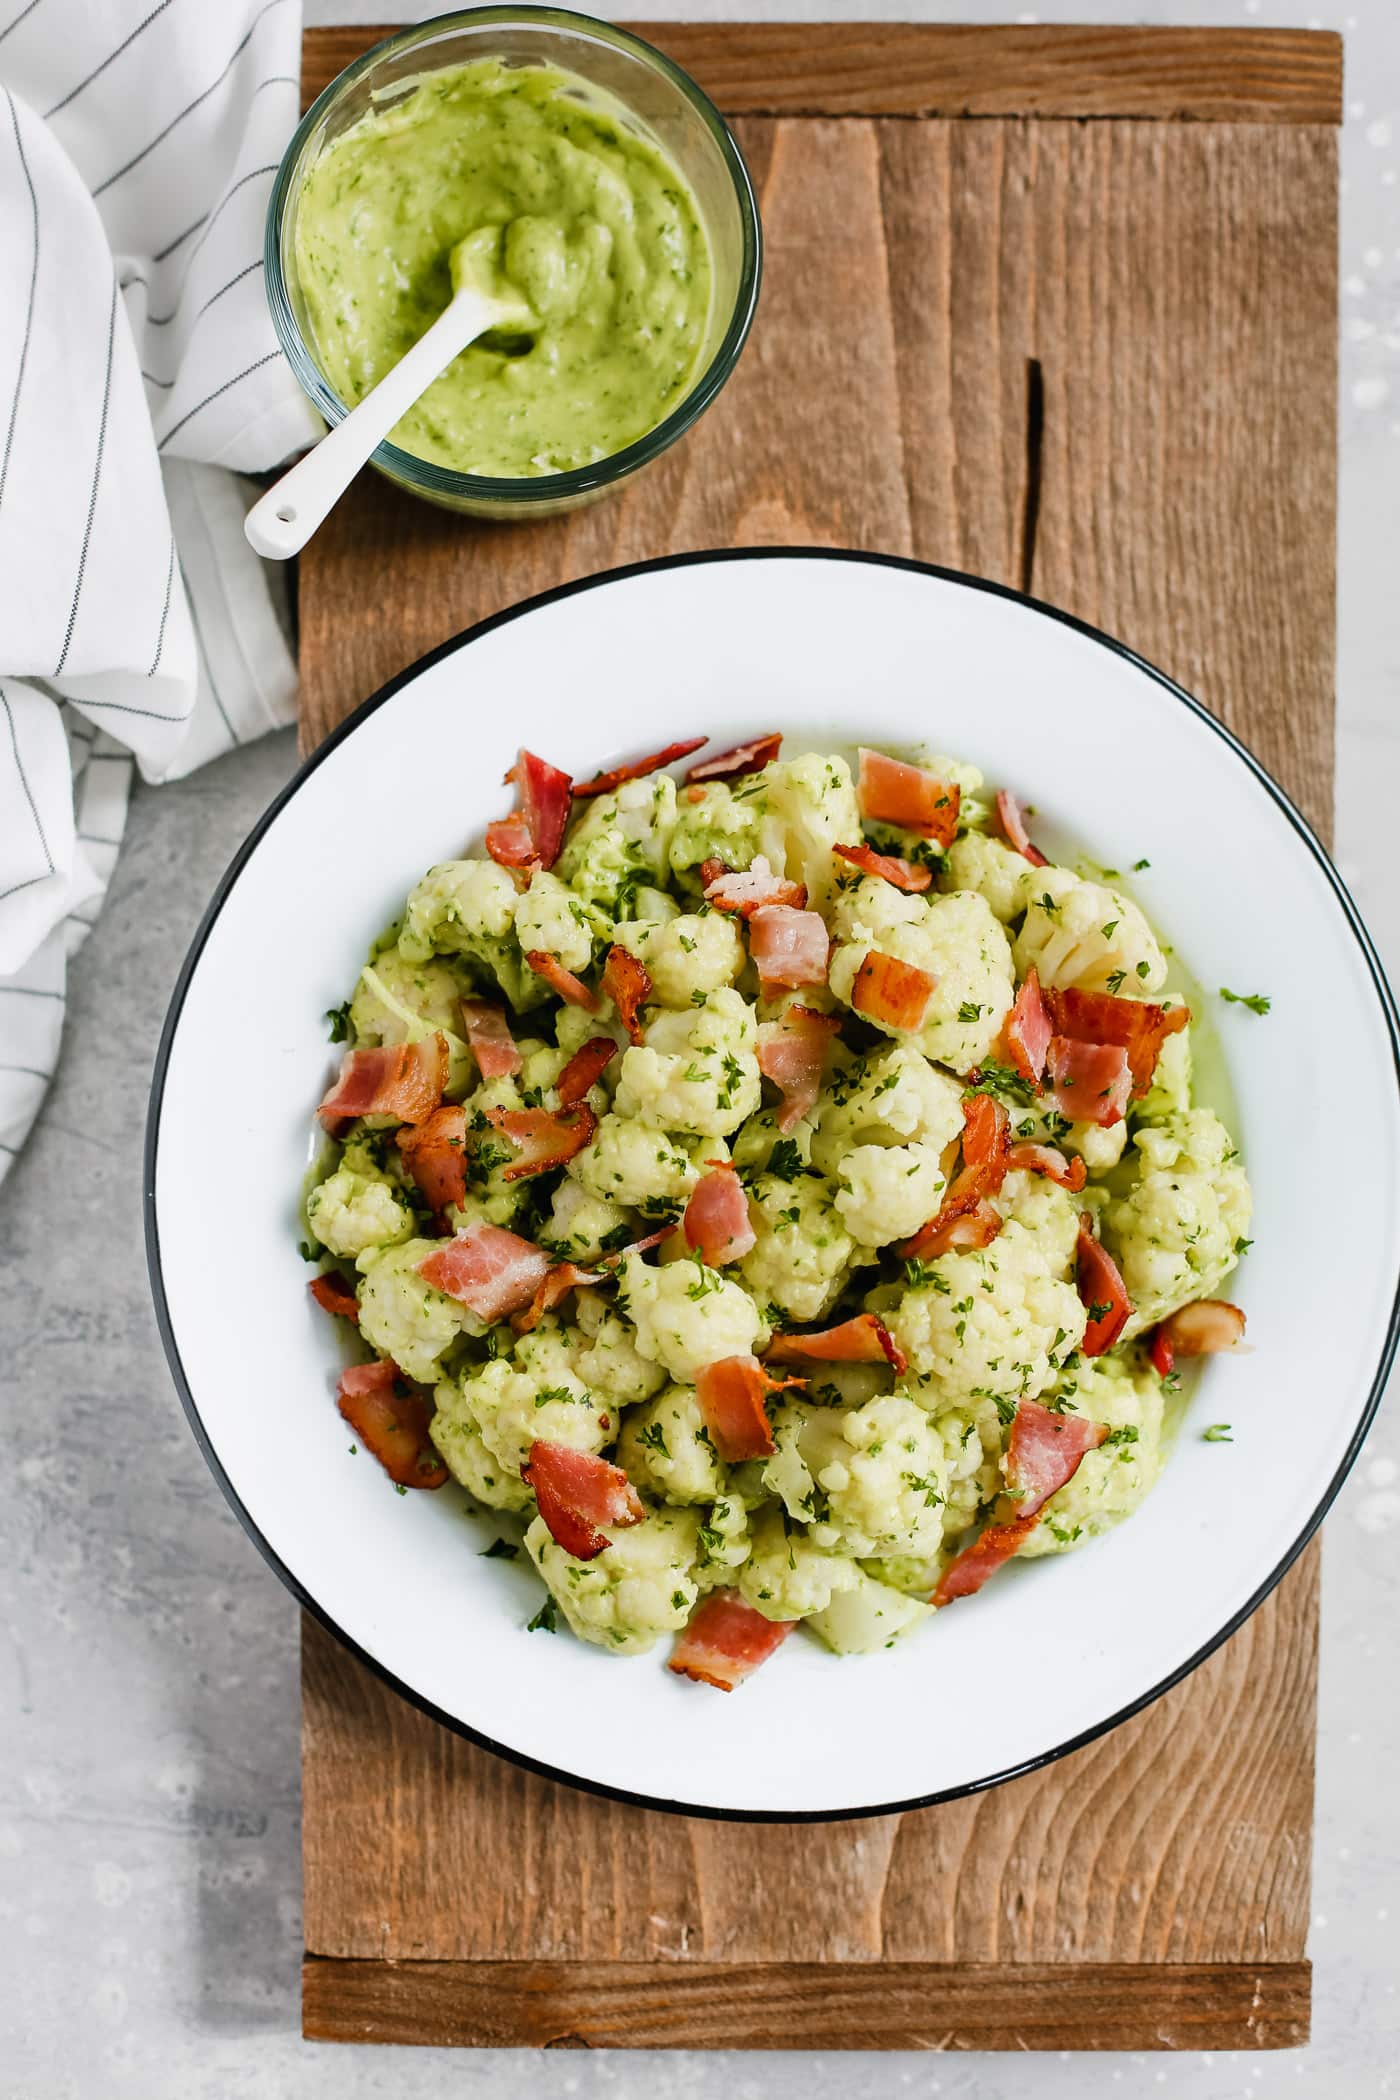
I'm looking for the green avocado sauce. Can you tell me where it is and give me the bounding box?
[294,57,713,477]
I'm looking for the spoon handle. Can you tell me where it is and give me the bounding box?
[245,288,499,561]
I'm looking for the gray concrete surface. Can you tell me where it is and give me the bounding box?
[3,0,1398,2094]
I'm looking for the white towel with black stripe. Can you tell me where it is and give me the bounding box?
[0,0,319,1183]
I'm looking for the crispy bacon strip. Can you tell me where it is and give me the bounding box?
[1043,1036,1132,1128]
[460,998,521,1081]
[1149,1327,1176,1379]
[1044,985,1190,1098]
[765,1312,907,1377]
[397,1102,469,1213]
[668,1589,797,1690]
[1001,968,1052,1086]
[749,905,830,994]
[961,1093,1011,1179]
[523,1440,645,1561]
[309,1271,360,1323]
[703,856,808,915]
[851,949,935,1032]
[933,1515,1039,1606]
[418,1224,551,1321]
[573,736,707,797]
[1007,1398,1110,1518]
[525,949,597,1010]
[683,1163,757,1266]
[995,788,1048,868]
[484,811,536,867]
[556,1035,618,1108]
[857,749,960,848]
[484,1103,597,1181]
[899,1095,1010,1258]
[317,1034,448,1131]
[695,1355,804,1462]
[602,944,652,1044]
[832,840,932,893]
[685,733,782,783]
[1004,1140,1087,1193]
[485,748,573,871]
[596,1228,669,1270]
[755,1004,841,1132]
[512,1260,605,1335]
[337,1361,447,1489]
[1153,1299,1247,1365]
[1076,1215,1132,1357]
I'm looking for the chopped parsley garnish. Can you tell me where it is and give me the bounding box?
[526,1596,559,1632]
[1234,1236,1254,1257]
[966,1060,1036,1108]
[481,1537,519,1559]
[1132,857,1150,872]
[957,1001,985,1024]
[1105,969,1127,995]
[1220,987,1271,1016]
[765,1137,806,1183]
[325,1001,352,1043]
[1203,1423,1234,1443]
[637,1421,670,1458]
[1103,1425,1139,1448]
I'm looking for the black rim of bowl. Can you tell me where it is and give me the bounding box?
[144,547,1400,1824]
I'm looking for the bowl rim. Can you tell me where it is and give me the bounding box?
[144,547,1400,1824]
[264,4,763,502]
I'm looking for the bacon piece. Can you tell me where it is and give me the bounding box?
[749,905,830,994]
[683,1163,757,1266]
[1149,1327,1175,1379]
[755,1004,841,1132]
[397,1103,469,1212]
[857,749,961,848]
[523,1440,645,1560]
[596,1227,669,1270]
[914,1195,1005,1257]
[601,944,652,1044]
[337,1360,447,1489]
[669,1588,796,1690]
[525,949,597,1010]
[556,1035,618,1108]
[1154,1299,1247,1360]
[484,1103,597,1181]
[1044,985,1190,1098]
[512,1260,605,1335]
[1004,1141,1087,1193]
[995,788,1048,868]
[703,856,808,916]
[933,1515,1039,1606]
[1076,1215,1132,1357]
[460,998,521,1081]
[317,1034,448,1131]
[418,1224,551,1321]
[695,1355,804,1462]
[1007,1397,1110,1517]
[684,733,782,783]
[832,840,932,893]
[309,1271,360,1323]
[899,1095,1009,1258]
[765,1312,907,1377]
[1043,1036,1132,1127]
[486,748,573,871]
[573,736,707,797]
[851,950,935,1032]
[961,1093,1011,1180]
[1001,968,1053,1086]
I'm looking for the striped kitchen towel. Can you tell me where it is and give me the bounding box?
[0,0,320,1185]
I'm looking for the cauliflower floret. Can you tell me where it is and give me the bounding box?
[828,884,1015,1072]
[991,1169,1083,1270]
[1017,1356,1165,1555]
[619,1251,766,1383]
[556,774,679,911]
[694,1490,752,1582]
[516,869,595,978]
[1139,1022,1193,1122]
[940,831,1034,923]
[1002,1094,1128,1176]
[756,753,864,910]
[355,1238,479,1383]
[307,1163,413,1260]
[667,779,766,889]
[571,1289,667,1403]
[737,1505,859,1622]
[915,748,991,833]
[738,1170,856,1322]
[834,1143,948,1248]
[544,1177,632,1261]
[443,1074,535,1231]
[1103,1109,1251,1336]
[806,1567,933,1654]
[397,860,533,1009]
[429,1381,534,1510]
[886,1217,1087,1406]
[810,1042,965,1176]
[730,1108,815,1178]
[526,1504,700,1653]
[349,948,465,1044]
[613,988,761,1137]
[609,911,744,1007]
[449,1328,616,1475]
[617,1384,726,1504]
[1013,864,1166,995]
[765,1395,949,1559]
[569,1115,713,1212]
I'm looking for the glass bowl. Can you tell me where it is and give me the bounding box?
[265,6,761,520]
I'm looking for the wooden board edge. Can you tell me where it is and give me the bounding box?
[301,25,1342,125]
[302,1956,1312,2051]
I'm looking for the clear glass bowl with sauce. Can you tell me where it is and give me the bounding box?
[265,6,761,520]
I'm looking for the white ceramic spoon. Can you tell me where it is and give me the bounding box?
[245,234,535,561]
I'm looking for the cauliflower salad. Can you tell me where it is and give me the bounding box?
[304,732,1252,1691]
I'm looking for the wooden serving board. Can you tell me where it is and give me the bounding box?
[295,23,1340,2051]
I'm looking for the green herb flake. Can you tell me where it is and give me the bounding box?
[1203,1423,1234,1443]
[1220,987,1271,1016]
[481,1537,519,1560]
[526,1596,559,1633]
[325,1001,352,1044]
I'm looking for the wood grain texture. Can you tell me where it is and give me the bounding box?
[301,24,1343,124]
[297,25,1338,2051]
[302,1955,1313,2051]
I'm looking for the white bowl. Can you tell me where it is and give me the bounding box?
[146,551,1400,1820]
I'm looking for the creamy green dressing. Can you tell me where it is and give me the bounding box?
[294,57,713,477]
